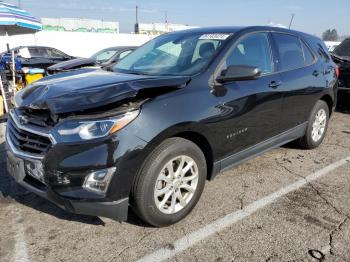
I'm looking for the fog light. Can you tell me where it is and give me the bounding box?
[83,167,116,194]
[25,160,45,184]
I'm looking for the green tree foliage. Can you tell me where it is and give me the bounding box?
[322,29,339,41]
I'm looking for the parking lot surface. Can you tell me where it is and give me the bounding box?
[0,112,350,262]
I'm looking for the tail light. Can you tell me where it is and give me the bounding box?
[335,66,340,78]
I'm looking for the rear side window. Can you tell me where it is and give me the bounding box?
[301,41,315,66]
[273,33,305,71]
[225,32,273,74]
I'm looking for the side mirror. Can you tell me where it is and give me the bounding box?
[216,65,261,83]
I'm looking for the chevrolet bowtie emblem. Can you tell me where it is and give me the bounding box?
[18,115,29,125]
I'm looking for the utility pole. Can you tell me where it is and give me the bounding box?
[289,13,295,29]
[165,11,168,31]
[134,5,139,34]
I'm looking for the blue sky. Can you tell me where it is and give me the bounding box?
[5,0,350,36]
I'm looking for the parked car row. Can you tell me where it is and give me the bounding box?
[47,46,136,74]
[9,46,75,69]
[0,45,137,88]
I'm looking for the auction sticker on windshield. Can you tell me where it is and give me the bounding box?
[199,33,232,40]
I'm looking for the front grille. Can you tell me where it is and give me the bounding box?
[16,108,55,128]
[7,117,52,155]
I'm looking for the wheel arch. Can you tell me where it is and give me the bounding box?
[320,94,334,115]
[138,123,216,181]
[172,131,214,180]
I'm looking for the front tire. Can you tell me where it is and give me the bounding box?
[131,138,207,227]
[298,100,329,149]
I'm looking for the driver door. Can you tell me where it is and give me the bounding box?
[212,32,283,157]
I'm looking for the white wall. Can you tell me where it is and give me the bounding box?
[0,31,153,57]
[324,41,341,51]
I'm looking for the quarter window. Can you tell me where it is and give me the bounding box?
[317,42,331,62]
[273,33,305,71]
[225,33,273,74]
[301,41,315,66]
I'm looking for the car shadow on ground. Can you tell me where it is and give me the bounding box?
[0,140,148,227]
[336,107,350,114]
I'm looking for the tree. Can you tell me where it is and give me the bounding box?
[322,29,339,41]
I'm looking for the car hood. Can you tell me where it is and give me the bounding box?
[47,57,96,71]
[15,69,190,114]
[333,39,350,58]
[332,54,350,69]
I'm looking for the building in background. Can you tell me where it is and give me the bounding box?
[41,18,119,33]
[139,23,198,35]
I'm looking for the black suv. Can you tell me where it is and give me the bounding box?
[331,38,350,110]
[6,26,337,227]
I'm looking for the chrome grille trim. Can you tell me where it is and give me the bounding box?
[9,110,57,145]
[6,109,56,160]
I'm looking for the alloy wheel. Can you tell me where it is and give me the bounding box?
[154,155,199,214]
[311,108,327,142]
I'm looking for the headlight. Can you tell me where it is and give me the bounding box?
[54,110,139,142]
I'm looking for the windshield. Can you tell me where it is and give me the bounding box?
[333,39,350,57]
[92,49,119,63]
[114,32,231,76]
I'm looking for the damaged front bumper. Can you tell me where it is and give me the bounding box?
[4,110,148,221]
[6,148,129,221]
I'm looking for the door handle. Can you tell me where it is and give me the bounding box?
[312,70,320,77]
[269,81,281,89]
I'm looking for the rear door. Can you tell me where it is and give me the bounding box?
[271,32,325,131]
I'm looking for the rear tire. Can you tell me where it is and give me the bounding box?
[298,100,329,149]
[131,137,207,227]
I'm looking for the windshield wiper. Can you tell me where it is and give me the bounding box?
[119,70,153,76]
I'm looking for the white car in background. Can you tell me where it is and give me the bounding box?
[324,41,341,52]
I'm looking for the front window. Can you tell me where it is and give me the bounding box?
[224,32,273,74]
[114,32,231,76]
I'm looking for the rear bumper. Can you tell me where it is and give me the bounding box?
[6,148,129,221]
